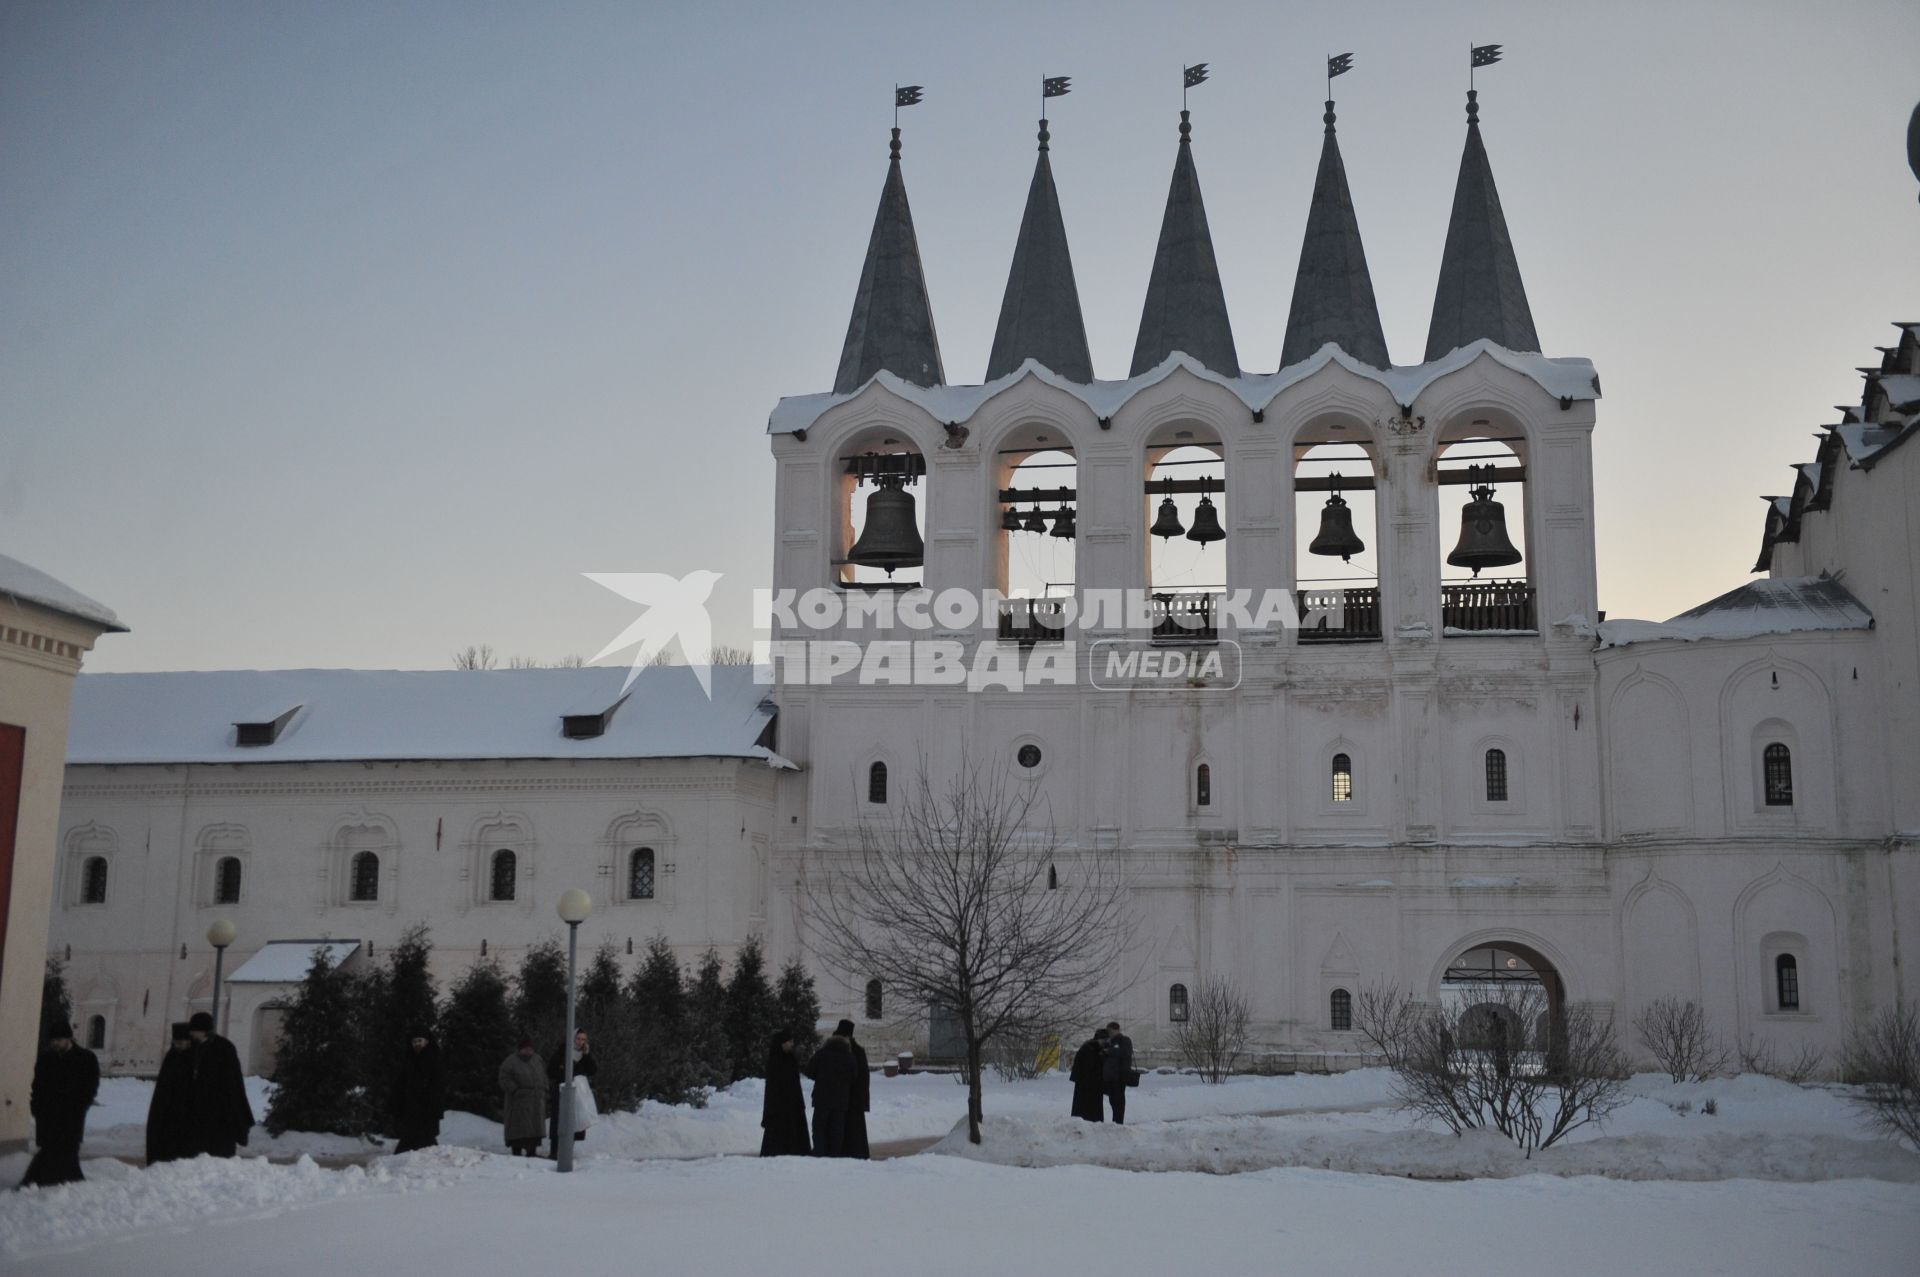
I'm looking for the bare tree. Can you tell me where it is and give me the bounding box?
[451,643,497,671]
[1353,981,1422,1069]
[1844,1001,1920,1147]
[805,755,1134,1144]
[1171,974,1251,1082]
[1633,996,1730,1082]
[647,644,755,667]
[1737,1034,1827,1084]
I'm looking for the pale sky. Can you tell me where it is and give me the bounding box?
[4,0,1916,673]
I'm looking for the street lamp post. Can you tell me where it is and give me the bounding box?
[555,889,592,1173]
[207,919,236,1036]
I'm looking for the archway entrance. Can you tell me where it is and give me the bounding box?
[1442,941,1567,1067]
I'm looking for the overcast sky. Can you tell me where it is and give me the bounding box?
[4,1,1916,673]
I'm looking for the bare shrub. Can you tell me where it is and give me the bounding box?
[1844,1002,1920,1147]
[1738,1034,1827,1084]
[1353,981,1421,1069]
[1633,996,1730,1082]
[1170,975,1251,1083]
[985,1031,1062,1082]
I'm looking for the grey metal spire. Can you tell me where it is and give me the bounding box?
[986,120,1094,383]
[1279,101,1391,370]
[1131,111,1239,378]
[834,128,945,394]
[1424,90,1539,362]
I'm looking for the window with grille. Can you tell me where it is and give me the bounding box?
[868,761,888,803]
[630,847,656,900]
[87,1015,106,1050]
[1196,763,1211,807]
[1763,743,1793,806]
[1775,953,1800,1010]
[349,851,380,902]
[1331,754,1354,803]
[490,850,517,902]
[865,979,883,1021]
[81,856,108,904]
[1169,983,1189,1022]
[1330,988,1352,1031]
[215,856,243,905]
[1485,749,1508,802]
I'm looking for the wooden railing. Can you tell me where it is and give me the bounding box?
[1150,592,1218,643]
[997,598,1069,645]
[1442,580,1536,632]
[1296,587,1382,642]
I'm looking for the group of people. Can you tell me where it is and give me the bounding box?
[1069,1021,1137,1124]
[759,1020,870,1158]
[496,1028,598,1159]
[21,1011,254,1189]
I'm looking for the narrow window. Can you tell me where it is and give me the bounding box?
[865,978,883,1021]
[1775,953,1800,1011]
[1763,743,1793,806]
[215,856,243,905]
[1047,863,1058,890]
[868,761,888,804]
[489,849,517,902]
[349,851,380,902]
[1330,988,1352,1031]
[1169,983,1190,1023]
[1331,753,1354,803]
[630,847,656,900]
[86,1015,106,1050]
[1196,763,1212,808]
[81,856,108,904]
[1485,748,1508,802]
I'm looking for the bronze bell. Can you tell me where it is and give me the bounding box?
[1186,493,1225,545]
[1309,475,1366,562]
[1447,466,1522,577]
[1000,506,1022,533]
[846,476,924,575]
[1022,506,1048,534]
[1050,504,1075,539]
[1150,495,1185,540]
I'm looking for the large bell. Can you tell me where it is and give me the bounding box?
[1446,467,1522,577]
[1186,493,1225,545]
[1151,495,1185,540]
[1000,506,1022,532]
[1309,476,1366,562]
[1050,504,1076,539]
[1022,506,1049,534]
[846,476,924,575]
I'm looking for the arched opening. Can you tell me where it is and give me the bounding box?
[865,978,884,1021]
[349,851,380,902]
[995,432,1076,643]
[1436,426,1533,633]
[1485,748,1509,802]
[1763,743,1793,806]
[86,1014,106,1050]
[1442,940,1567,1066]
[867,761,888,804]
[215,856,243,905]
[1330,753,1354,803]
[1330,988,1352,1031]
[1775,953,1800,1010]
[81,856,108,905]
[1294,436,1380,642]
[1195,763,1212,808]
[1146,434,1225,642]
[1168,982,1190,1022]
[629,847,656,900]
[489,849,517,902]
[836,435,927,589]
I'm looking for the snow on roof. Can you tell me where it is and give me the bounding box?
[66,665,776,765]
[0,554,126,632]
[228,940,361,984]
[1878,373,1920,411]
[1835,416,1919,469]
[1596,576,1873,649]
[767,339,1600,436]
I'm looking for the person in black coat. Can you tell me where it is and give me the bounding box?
[1101,1021,1135,1125]
[831,1020,872,1159]
[547,1028,597,1158]
[391,1030,447,1154]
[185,1011,254,1158]
[146,1023,197,1165]
[802,1032,856,1157]
[759,1028,811,1157]
[20,1022,100,1188]
[1068,1028,1108,1122]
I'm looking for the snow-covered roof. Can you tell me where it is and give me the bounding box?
[228,940,361,984]
[1834,417,1919,469]
[1597,576,1873,649]
[767,340,1600,437]
[0,554,126,632]
[66,665,777,765]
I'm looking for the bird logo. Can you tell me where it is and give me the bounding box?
[584,570,723,697]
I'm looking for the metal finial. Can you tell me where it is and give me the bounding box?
[1324,99,1337,135]
[890,126,902,160]
[1179,108,1192,144]
[1038,118,1050,152]
[1466,89,1479,126]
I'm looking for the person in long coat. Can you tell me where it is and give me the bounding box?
[1101,1021,1135,1125]
[546,1028,597,1157]
[1068,1028,1109,1122]
[801,1031,856,1157]
[19,1022,100,1187]
[391,1030,447,1154]
[759,1028,811,1157]
[833,1020,872,1159]
[146,1022,197,1165]
[185,1012,254,1158]
[497,1038,547,1157]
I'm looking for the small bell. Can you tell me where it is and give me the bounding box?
[1150,495,1185,540]
[846,475,925,575]
[1000,506,1023,533]
[1022,506,1049,534]
[1309,474,1366,562]
[1446,465,1522,577]
[1185,493,1225,545]
[1050,504,1075,539]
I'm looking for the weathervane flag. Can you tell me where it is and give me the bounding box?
[1471,44,1503,67]
[1327,53,1354,79]
[895,85,925,107]
[1183,62,1210,88]
[1043,75,1071,98]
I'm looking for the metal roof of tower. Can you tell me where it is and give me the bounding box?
[1425,90,1540,361]
[833,128,945,395]
[1130,110,1239,378]
[1279,100,1391,370]
[986,119,1094,383]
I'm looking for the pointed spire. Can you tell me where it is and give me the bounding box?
[1425,90,1539,361]
[834,128,945,395]
[986,119,1093,383]
[1131,111,1239,378]
[1279,100,1390,370]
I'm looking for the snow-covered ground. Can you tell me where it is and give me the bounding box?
[5,1068,1917,1274]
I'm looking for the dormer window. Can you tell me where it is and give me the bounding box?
[234,705,301,746]
[563,694,629,740]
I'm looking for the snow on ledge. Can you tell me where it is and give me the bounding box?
[1597,576,1873,650]
[767,340,1601,436]
[0,553,125,631]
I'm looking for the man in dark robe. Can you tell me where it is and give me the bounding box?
[20,1021,99,1187]
[833,1020,872,1159]
[759,1028,811,1156]
[391,1029,447,1154]
[802,1031,856,1156]
[1102,1020,1136,1124]
[185,1011,254,1157]
[1069,1027,1109,1122]
[146,1022,197,1165]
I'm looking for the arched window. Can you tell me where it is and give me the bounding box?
[630,847,656,900]
[1763,743,1793,806]
[1485,749,1508,803]
[489,850,517,902]
[1169,983,1190,1023]
[868,761,888,804]
[1330,988,1352,1032]
[1331,754,1354,803]
[349,851,380,902]
[865,979,883,1021]
[1047,863,1058,890]
[215,856,243,905]
[1775,953,1800,1010]
[86,1015,106,1050]
[81,856,108,904]
[1196,763,1212,808]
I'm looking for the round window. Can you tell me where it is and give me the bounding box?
[1017,744,1042,769]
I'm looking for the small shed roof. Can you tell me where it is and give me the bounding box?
[228,940,361,984]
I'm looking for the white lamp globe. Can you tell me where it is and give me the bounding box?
[207,919,237,948]
[556,889,593,925]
